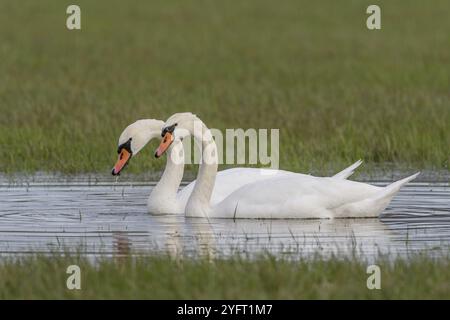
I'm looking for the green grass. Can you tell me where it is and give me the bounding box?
[0,0,449,174]
[1,253,449,299]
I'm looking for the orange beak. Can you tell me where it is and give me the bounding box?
[111,149,131,175]
[155,132,174,158]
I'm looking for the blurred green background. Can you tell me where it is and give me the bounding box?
[0,0,448,174]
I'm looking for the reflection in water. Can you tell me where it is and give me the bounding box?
[185,218,217,260]
[0,181,449,260]
[112,231,131,256]
[150,215,183,260]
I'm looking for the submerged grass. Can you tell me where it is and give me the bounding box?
[0,253,449,299]
[0,0,449,174]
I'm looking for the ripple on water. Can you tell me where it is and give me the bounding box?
[0,179,449,260]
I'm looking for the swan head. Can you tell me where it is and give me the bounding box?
[155,112,202,158]
[112,119,164,175]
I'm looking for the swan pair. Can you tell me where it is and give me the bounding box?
[112,118,361,214]
[112,113,419,219]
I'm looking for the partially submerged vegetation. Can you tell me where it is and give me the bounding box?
[0,0,449,174]
[0,253,449,299]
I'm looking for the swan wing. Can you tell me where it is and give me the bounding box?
[212,172,419,219]
[211,175,384,219]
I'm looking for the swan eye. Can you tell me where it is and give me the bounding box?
[117,138,133,154]
[161,123,178,137]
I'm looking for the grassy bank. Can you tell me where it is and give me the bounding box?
[1,254,449,299]
[0,0,449,174]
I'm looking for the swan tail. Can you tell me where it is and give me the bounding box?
[333,172,419,218]
[375,172,420,202]
[332,159,363,180]
[366,172,420,216]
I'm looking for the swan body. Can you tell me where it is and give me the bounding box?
[113,119,363,215]
[211,173,419,219]
[156,113,419,219]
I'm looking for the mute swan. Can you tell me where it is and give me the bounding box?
[155,113,419,219]
[112,119,363,215]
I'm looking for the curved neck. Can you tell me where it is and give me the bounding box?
[150,140,185,200]
[186,119,218,217]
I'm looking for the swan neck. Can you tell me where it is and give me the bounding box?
[186,120,218,216]
[150,140,184,200]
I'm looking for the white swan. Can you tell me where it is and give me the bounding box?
[155,113,420,219]
[112,119,363,215]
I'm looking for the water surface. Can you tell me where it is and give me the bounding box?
[0,178,449,260]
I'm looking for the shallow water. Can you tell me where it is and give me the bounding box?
[0,178,449,260]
